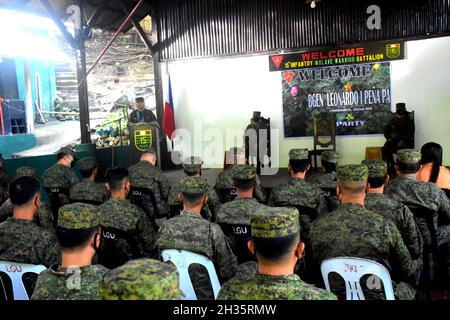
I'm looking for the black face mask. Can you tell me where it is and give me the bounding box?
[70,160,76,168]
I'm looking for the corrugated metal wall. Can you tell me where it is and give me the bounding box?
[154,0,450,60]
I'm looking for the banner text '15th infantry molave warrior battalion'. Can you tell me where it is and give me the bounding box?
[269,41,405,137]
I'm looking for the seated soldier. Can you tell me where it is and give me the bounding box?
[0,176,60,267]
[362,159,423,285]
[168,156,221,221]
[385,149,450,254]
[42,146,79,196]
[216,164,265,264]
[128,147,170,231]
[218,206,337,300]
[0,167,53,229]
[157,176,237,300]
[97,167,159,267]
[308,150,340,212]
[311,165,417,300]
[31,203,108,300]
[70,157,110,205]
[101,258,181,300]
[215,147,266,203]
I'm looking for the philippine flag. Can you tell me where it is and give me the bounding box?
[163,74,176,140]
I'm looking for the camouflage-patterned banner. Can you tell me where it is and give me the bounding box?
[283,62,392,137]
[269,41,404,71]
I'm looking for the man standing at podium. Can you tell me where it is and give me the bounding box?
[128,97,157,124]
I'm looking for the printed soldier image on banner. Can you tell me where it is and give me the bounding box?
[282,62,392,138]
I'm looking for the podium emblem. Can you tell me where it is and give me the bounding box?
[134,130,152,151]
[386,43,401,59]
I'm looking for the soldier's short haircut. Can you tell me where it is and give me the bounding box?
[289,159,309,173]
[396,161,421,174]
[368,176,387,189]
[252,232,300,263]
[321,160,337,173]
[79,167,96,179]
[57,152,66,160]
[181,192,205,206]
[9,176,40,206]
[232,177,255,191]
[339,181,367,194]
[105,167,129,192]
[56,226,99,250]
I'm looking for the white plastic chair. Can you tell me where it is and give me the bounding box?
[320,257,395,300]
[0,261,46,300]
[161,249,221,300]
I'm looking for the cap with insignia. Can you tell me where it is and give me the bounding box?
[251,207,300,238]
[141,146,156,155]
[396,149,421,164]
[361,160,387,178]
[337,164,369,182]
[16,167,38,179]
[289,148,309,160]
[57,203,99,229]
[135,97,145,102]
[179,176,208,194]
[78,157,98,171]
[182,156,203,174]
[57,146,77,159]
[232,164,256,180]
[101,258,181,300]
[321,150,339,164]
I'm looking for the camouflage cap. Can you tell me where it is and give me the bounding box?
[251,207,300,238]
[337,164,368,182]
[57,203,99,229]
[101,258,181,300]
[396,102,406,111]
[361,159,387,178]
[141,146,157,155]
[232,164,256,180]
[229,147,245,156]
[321,150,339,164]
[396,149,421,164]
[57,146,76,158]
[289,148,309,160]
[78,157,98,171]
[182,156,203,174]
[16,166,38,178]
[179,176,208,194]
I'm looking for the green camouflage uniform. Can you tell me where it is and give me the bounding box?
[0,218,60,267]
[168,156,221,221]
[32,203,108,300]
[128,157,170,217]
[219,206,337,300]
[216,165,265,263]
[101,258,181,300]
[311,165,416,300]
[42,146,80,189]
[157,177,237,300]
[215,148,266,203]
[97,197,159,260]
[0,167,53,229]
[70,157,110,204]
[385,150,450,249]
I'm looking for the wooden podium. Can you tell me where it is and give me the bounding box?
[128,121,161,167]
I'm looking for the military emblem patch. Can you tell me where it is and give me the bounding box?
[386,43,401,59]
[134,130,152,151]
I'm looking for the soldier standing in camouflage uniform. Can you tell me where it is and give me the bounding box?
[157,176,237,300]
[128,147,170,230]
[70,157,110,204]
[101,258,181,300]
[0,176,60,267]
[311,164,417,300]
[218,206,337,300]
[97,167,159,264]
[215,147,266,203]
[216,164,264,264]
[31,203,108,300]
[42,146,80,192]
[308,150,340,212]
[385,149,450,251]
[0,167,53,229]
[363,159,423,285]
[168,156,221,221]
